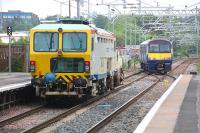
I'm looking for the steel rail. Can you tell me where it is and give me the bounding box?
[22,72,148,133]
[0,105,44,127]
[86,79,159,133]
[86,59,193,133]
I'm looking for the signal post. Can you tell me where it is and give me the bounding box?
[7,26,12,72]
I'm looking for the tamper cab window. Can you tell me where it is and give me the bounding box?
[63,32,87,52]
[34,32,58,52]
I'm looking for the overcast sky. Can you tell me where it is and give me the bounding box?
[1,0,200,18]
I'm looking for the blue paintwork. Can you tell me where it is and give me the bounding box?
[147,59,172,72]
[44,73,56,82]
[92,73,108,80]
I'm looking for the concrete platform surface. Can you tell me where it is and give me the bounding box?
[134,75,200,133]
[0,73,31,92]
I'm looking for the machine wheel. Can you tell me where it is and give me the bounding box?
[106,76,114,90]
[160,71,167,75]
[114,70,120,87]
[97,80,106,95]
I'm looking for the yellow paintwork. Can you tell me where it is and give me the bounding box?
[148,53,172,60]
[29,29,91,81]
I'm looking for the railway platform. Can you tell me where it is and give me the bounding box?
[0,73,31,110]
[0,73,31,92]
[134,74,200,133]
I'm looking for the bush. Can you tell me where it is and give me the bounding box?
[12,57,23,72]
[197,62,200,73]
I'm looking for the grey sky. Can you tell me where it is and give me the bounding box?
[1,0,200,18]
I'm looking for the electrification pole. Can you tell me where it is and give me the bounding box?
[124,14,127,47]
[195,6,199,57]
[69,0,71,18]
[88,0,90,19]
[60,2,62,17]
[0,1,2,32]
[134,19,136,45]
[77,0,80,19]
[124,0,127,47]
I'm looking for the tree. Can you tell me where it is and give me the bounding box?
[13,22,33,31]
[14,37,29,45]
[93,15,109,29]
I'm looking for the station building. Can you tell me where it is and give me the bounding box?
[0,10,39,32]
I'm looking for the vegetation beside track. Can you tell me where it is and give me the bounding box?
[197,62,200,73]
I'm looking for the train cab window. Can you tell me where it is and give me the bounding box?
[149,44,159,53]
[149,41,171,53]
[63,32,87,52]
[34,32,58,52]
[160,43,171,52]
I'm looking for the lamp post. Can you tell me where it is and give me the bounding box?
[110,8,121,33]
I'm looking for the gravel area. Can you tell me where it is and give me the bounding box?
[0,103,41,122]
[38,60,186,133]
[99,60,196,133]
[39,72,147,132]
[99,76,173,133]
[0,58,192,133]
[0,66,143,133]
[185,62,198,74]
[0,107,67,133]
[50,76,157,133]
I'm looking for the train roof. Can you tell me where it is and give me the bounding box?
[32,24,92,30]
[31,24,115,38]
[140,38,171,45]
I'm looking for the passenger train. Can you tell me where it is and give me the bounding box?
[29,20,123,98]
[139,39,172,74]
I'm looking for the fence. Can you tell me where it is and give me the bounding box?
[0,45,29,72]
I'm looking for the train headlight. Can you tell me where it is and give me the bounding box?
[149,58,156,60]
[84,61,90,73]
[165,57,171,60]
[29,60,36,72]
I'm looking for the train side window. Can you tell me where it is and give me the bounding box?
[91,38,94,51]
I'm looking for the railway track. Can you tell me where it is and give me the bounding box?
[0,70,147,133]
[86,77,160,133]
[0,59,193,132]
[0,105,43,127]
[23,72,147,133]
[86,59,194,133]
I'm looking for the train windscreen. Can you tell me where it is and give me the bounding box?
[63,32,87,52]
[149,40,171,53]
[34,32,58,52]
